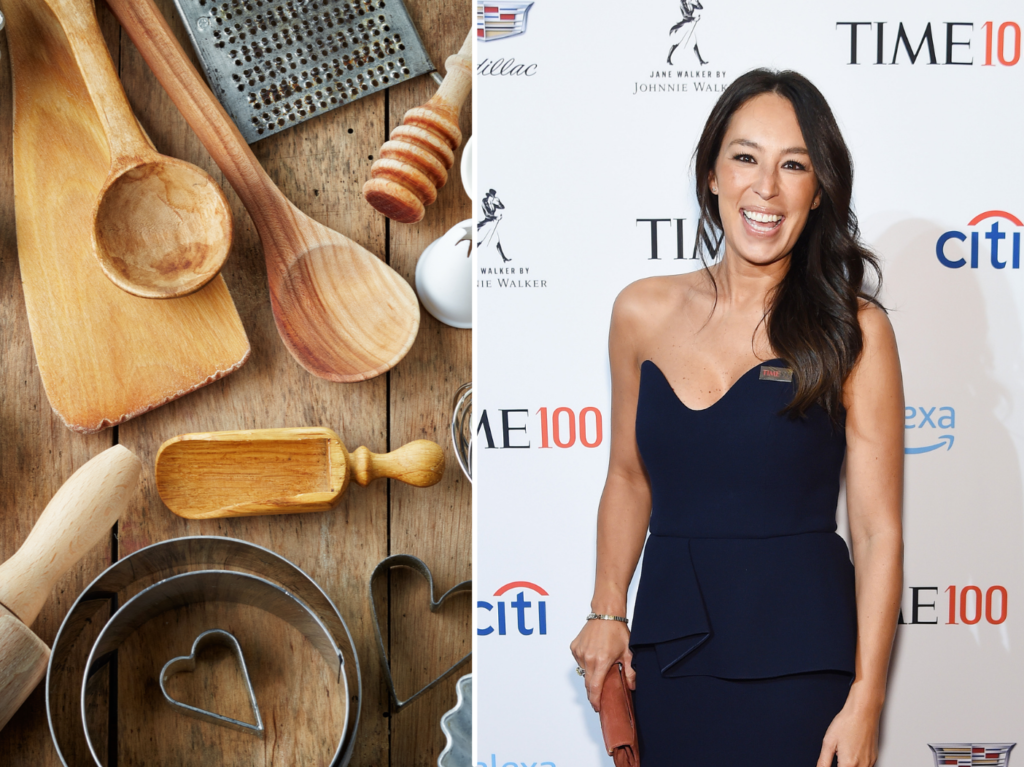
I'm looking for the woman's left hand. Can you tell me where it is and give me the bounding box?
[816,698,881,767]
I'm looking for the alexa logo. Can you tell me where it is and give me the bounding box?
[478,581,548,636]
[929,743,1015,766]
[905,405,954,455]
[937,210,1022,269]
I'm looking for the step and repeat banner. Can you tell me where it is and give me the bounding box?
[476,1,1023,765]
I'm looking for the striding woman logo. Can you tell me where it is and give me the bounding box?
[668,0,708,66]
[477,189,510,263]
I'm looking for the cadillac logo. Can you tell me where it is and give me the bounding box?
[930,744,1016,766]
[476,1,534,41]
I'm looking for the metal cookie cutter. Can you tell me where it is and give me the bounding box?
[46,537,361,767]
[159,629,264,735]
[369,554,471,711]
[438,674,472,767]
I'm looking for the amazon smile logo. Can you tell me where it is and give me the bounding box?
[905,405,955,455]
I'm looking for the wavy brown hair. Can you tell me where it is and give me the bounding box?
[693,68,882,423]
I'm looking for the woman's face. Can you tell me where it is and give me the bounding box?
[709,92,821,269]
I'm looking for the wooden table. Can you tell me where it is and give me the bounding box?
[0,0,471,763]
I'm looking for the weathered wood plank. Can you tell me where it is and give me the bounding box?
[0,6,119,765]
[387,0,473,762]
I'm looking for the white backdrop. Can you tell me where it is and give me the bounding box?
[476,1,1024,765]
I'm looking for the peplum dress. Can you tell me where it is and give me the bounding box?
[629,358,857,765]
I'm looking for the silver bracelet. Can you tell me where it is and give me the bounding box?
[587,612,628,624]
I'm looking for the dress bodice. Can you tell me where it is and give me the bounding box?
[629,359,858,679]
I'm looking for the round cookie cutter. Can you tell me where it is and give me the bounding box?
[46,537,361,767]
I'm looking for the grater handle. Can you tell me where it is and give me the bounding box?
[103,0,288,231]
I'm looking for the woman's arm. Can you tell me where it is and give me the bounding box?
[817,303,905,767]
[569,281,655,711]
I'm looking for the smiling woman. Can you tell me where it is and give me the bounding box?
[569,69,905,767]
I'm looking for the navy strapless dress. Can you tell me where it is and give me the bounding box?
[629,359,856,766]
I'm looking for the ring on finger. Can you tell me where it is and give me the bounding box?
[576,666,586,676]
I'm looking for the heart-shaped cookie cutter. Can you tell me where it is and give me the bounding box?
[159,629,264,735]
[46,537,360,767]
[369,554,471,711]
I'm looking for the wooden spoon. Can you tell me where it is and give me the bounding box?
[155,428,445,519]
[44,0,232,299]
[105,0,420,381]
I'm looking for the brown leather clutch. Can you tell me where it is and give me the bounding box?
[599,662,639,767]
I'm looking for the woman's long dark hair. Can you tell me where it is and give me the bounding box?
[693,68,882,423]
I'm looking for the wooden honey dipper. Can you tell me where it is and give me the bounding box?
[363,30,473,224]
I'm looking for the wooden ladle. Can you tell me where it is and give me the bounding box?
[155,428,445,519]
[45,0,232,299]
[105,0,420,381]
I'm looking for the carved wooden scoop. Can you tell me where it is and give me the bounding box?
[45,0,232,298]
[105,0,420,380]
[155,428,445,519]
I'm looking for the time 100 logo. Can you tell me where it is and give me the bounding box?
[478,407,604,449]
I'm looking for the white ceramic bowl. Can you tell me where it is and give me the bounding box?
[415,219,473,329]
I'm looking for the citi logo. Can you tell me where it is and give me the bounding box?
[937,211,1022,270]
[837,21,1021,66]
[477,581,548,636]
[905,406,954,454]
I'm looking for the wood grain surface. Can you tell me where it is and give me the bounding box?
[0,0,472,763]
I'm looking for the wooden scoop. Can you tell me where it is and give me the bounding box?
[364,30,474,224]
[105,0,420,381]
[44,0,232,299]
[155,428,445,519]
[0,445,142,732]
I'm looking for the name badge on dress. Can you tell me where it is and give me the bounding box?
[759,366,793,382]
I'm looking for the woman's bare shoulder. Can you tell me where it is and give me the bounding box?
[856,298,898,356]
[844,298,902,404]
[612,273,703,329]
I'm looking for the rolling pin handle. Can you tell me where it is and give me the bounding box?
[0,446,141,626]
[350,440,445,488]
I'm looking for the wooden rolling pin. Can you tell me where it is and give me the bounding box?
[0,445,142,731]
[155,427,445,519]
[363,30,473,224]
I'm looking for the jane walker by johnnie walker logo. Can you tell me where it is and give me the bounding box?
[477,189,547,290]
[632,1,729,95]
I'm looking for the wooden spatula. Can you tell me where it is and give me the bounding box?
[155,428,445,519]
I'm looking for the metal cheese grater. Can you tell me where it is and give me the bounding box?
[171,0,437,143]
